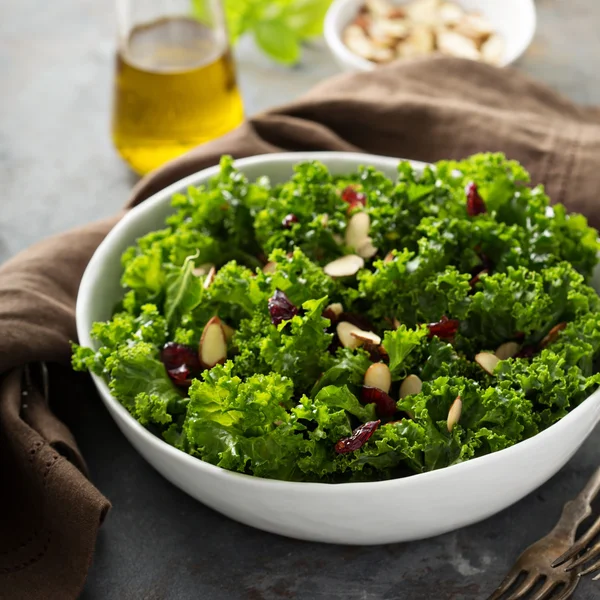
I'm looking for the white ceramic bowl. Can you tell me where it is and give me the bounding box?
[324,0,537,71]
[77,152,600,545]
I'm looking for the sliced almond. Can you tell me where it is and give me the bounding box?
[199,316,227,369]
[372,17,409,40]
[439,2,464,25]
[262,261,277,274]
[344,25,379,60]
[481,34,505,65]
[384,251,395,263]
[337,321,364,350]
[192,263,215,277]
[393,318,401,330]
[345,212,371,250]
[399,374,423,399]
[203,266,216,289]
[495,341,520,361]
[447,395,462,432]
[475,352,500,375]
[350,330,382,346]
[399,25,435,57]
[222,322,236,343]
[324,254,365,278]
[357,237,378,259]
[366,0,394,18]
[437,31,480,60]
[454,14,495,42]
[325,302,344,318]
[540,322,567,349]
[405,0,442,25]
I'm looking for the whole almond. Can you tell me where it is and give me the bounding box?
[324,254,365,277]
[495,341,520,361]
[475,352,500,375]
[345,212,371,250]
[447,395,462,432]
[199,316,227,369]
[399,374,423,398]
[364,363,392,394]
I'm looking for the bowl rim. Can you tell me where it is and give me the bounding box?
[324,0,538,71]
[77,150,600,492]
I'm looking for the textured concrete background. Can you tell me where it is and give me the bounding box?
[2,0,600,598]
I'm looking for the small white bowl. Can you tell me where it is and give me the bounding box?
[77,152,600,545]
[324,0,537,71]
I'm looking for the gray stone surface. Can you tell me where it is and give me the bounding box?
[2,0,600,598]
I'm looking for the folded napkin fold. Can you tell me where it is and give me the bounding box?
[2,56,600,599]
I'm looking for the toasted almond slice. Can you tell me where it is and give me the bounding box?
[405,0,442,25]
[393,318,401,330]
[366,0,394,18]
[364,363,392,394]
[372,17,409,40]
[439,2,464,25]
[475,352,500,375]
[437,31,480,60]
[350,330,382,345]
[324,254,365,277]
[325,302,344,318]
[495,341,520,361]
[384,251,395,263]
[199,316,227,369]
[203,265,216,289]
[337,321,364,349]
[344,25,379,59]
[222,322,236,343]
[262,261,277,274]
[454,14,495,42]
[399,25,436,57]
[192,263,215,277]
[357,237,378,259]
[540,322,567,349]
[481,34,505,65]
[345,212,371,249]
[447,395,462,432]
[399,374,423,399]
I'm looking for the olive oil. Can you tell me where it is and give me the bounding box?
[112,17,244,174]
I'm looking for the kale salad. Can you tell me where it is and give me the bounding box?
[73,153,600,482]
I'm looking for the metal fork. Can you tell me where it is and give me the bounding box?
[553,468,600,580]
[488,467,600,600]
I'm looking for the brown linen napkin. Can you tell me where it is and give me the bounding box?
[2,56,600,600]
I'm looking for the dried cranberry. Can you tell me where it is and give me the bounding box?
[361,386,396,417]
[335,420,381,454]
[427,316,460,340]
[281,214,299,229]
[341,186,367,209]
[466,182,486,216]
[268,289,299,326]
[161,342,201,387]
